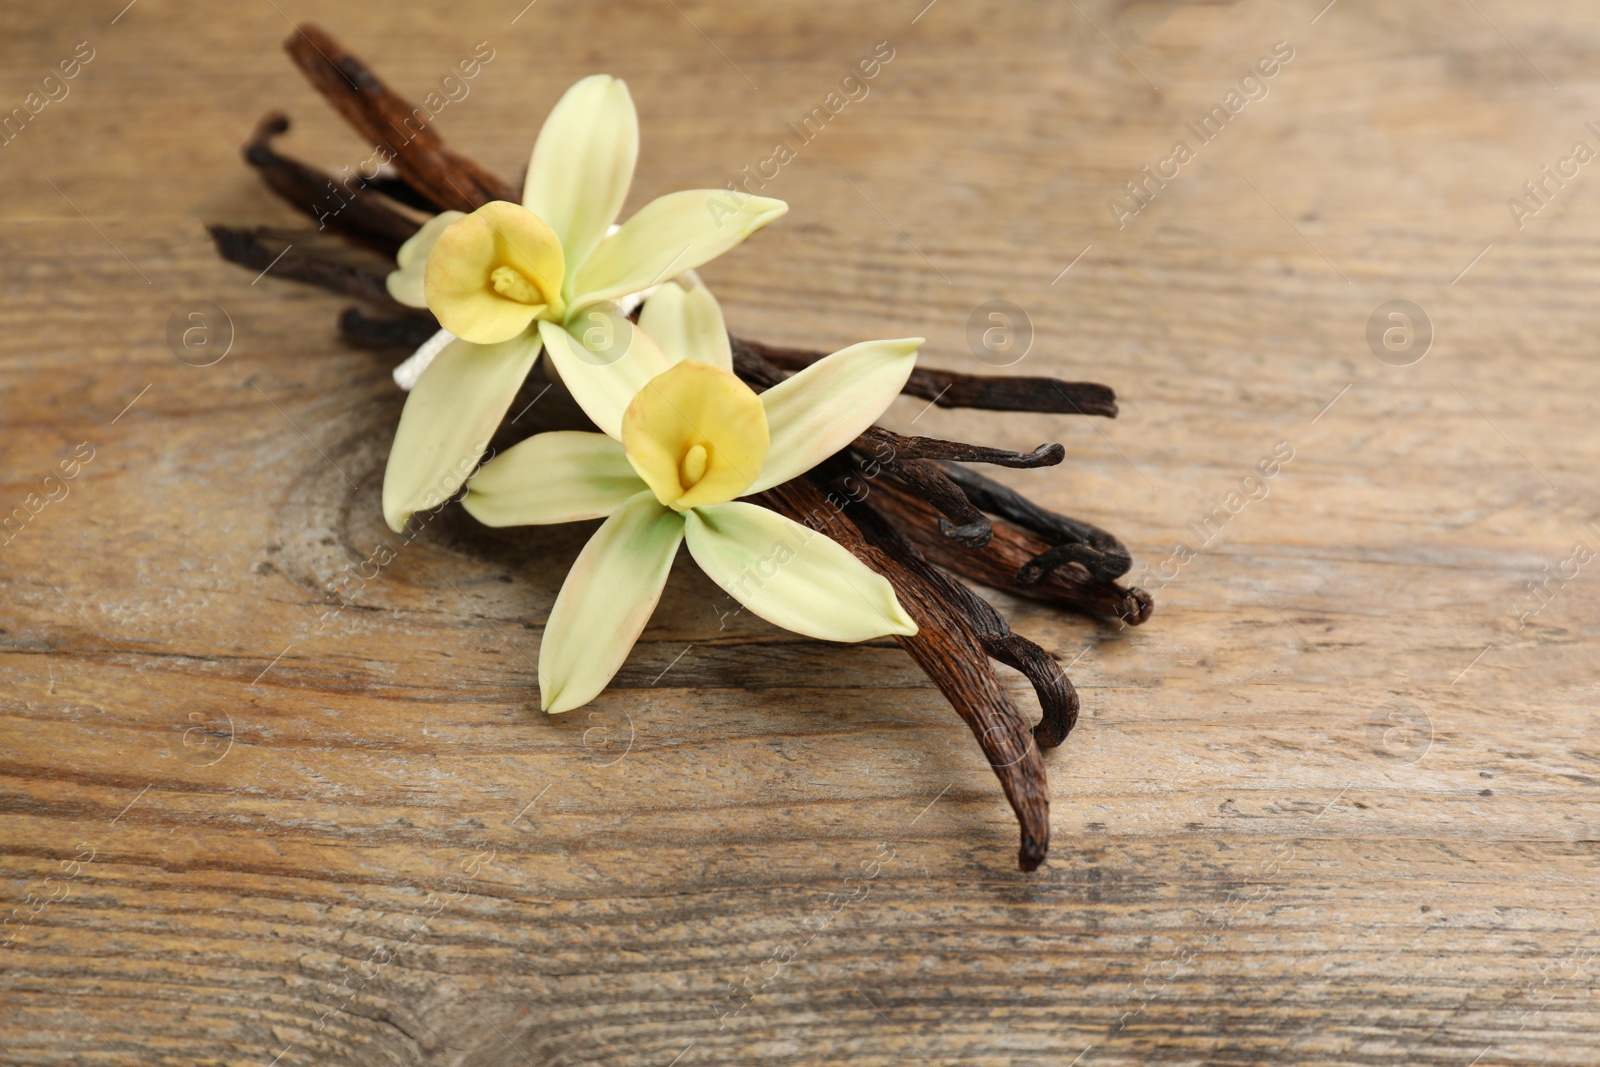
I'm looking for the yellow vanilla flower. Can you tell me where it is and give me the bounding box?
[381,74,787,532]
[462,280,923,713]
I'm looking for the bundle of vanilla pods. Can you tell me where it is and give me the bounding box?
[210,25,1151,870]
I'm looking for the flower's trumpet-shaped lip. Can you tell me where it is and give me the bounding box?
[621,361,769,511]
[424,202,566,344]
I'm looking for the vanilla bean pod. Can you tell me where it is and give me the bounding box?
[730,344,1055,504]
[357,176,441,214]
[850,436,1061,549]
[207,225,412,310]
[938,462,1132,584]
[833,483,1080,751]
[244,112,422,256]
[754,478,1051,870]
[735,336,1118,418]
[867,478,1153,624]
[272,21,1123,444]
[858,427,1064,469]
[871,457,993,547]
[339,307,439,350]
[284,23,515,212]
[988,636,1079,750]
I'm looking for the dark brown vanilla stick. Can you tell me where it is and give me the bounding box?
[938,462,1132,583]
[283,24,516,212]
[209,224,413,313]
[209,227,1109,502]
[207,225,417,311]
[875,457,993,547]
[244,113,423,256]
[755,479,1051,871]
[988,634,1079,750]
[339,307,439,349]
[840,496,1080,752]
[859,427,1064,469]
[736,337,1118,418]
[868,477,1153,625]
[333,301,1114,438]
[357,176,441,214]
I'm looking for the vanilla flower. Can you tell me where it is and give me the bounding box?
[462,281,922,713]
[381,74,787,532]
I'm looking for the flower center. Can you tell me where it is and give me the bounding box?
[622,361,770,511]
[679,443,710,488]
[489,265,544,305]
[421,201,567,344]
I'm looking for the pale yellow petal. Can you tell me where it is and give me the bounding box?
[683,502,917,641]
[570,190,787,310]
[523,75,638,276]
[538,313,670,440]
[621,360,767,510]
[425,201,565,344]
[382,331,543,532]
[747,338,923,494]
[463,431,645,526]
[637,280,732,371]
[386,210,464,307]
[539,492,684,713]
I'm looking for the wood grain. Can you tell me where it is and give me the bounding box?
[4,0,1600,1064]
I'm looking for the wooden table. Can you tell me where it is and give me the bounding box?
[4,1,1597,1063]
